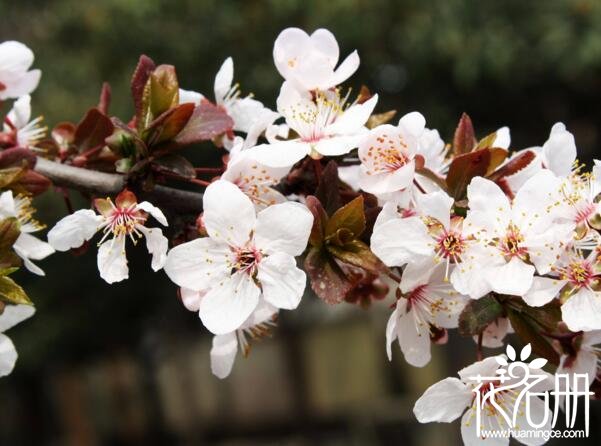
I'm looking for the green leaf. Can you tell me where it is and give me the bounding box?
[506,307,560,365]
[325,195,365,239]
[446,148,491,200]
[73,108,114,153]
[305,196,328,248]
[474,130,497,150]
[315,161,341,216]
[174,101,234,145]
[452,113,476,155]
[148,65,180,117]
[304,248,352,305]
[458,294,504,336]
[0,275,31,305]
[327,239,384,274]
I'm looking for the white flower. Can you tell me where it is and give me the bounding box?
[180,288,277,379]
[524,249,601,332]
[453,170,574,299]
[250,82,377,168]
[386,261,468,367]
[221,145,290,209]
[179,57,280,147]
[357,112,425,195]
[371,189,474,282]
[504,123,576,193]
[0,304,35,377]
[47,190,168,284]
[414,355,554,446]
[557,331,601,385]
[273,28,359,91]
[0,190,54,276]
[2,95,46,149]
[164,180,313,335]
[0,41,41,100]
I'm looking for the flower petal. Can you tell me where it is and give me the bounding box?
[371,216,432,266]
[97,237,129,284]
[256,252,306,310]
[214,57,233,103]
[47,209,102,251]
[561,288,601,332]
[198,271,260,335]
[416,190,453,228]
[210,332,238,379]
[164,237,232,291]
[137,226,168,271]
[488,257,535,297]
[329,50,360,86]
[398,111,426,137]
[203,180,256,246]
[0,303,35,332]
[523,276,566,307]
[326,94,378,135]
[413,377,471,423]
[247,141,309,168]
[0,333,17,377]
[180,288,205,312]
[136,201,168,226]
[14,233,54,260]
[254,202,313,256]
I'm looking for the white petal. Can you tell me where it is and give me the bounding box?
[315,135,359,157]
[6,95,32,129]
[558,350,598,385]
[310,28,339,66]
[400,259,437,293]
[493,126,511,149]
[14,233,54,260]
[198,272,260,335]
[180,288,205,312]
[242,298,278,327]
[385,301,401,360]
[138,226,168,271]
[254,202,313,256]
[359,162,416,195]
[460,406,508,446]
[397,302,432,367]
[480,318,510,348]
[97,237,129,284]
[164,237,232,291]
[416,190,453,228]
[458,356,502,381]
[256,252,306,310]
[178,88,204,105]
[488,257,535,297]
[0,334,17,377]
[465,176,510,235]
[136,201,168,226]
[273,28,312,82]
[0,190,16,218]
[47,209,102,251]
[562,288,601,332]
[214,57,233,103]
[523,276,566,307]
[0,303,35,332]
[16,253,45,276]
[413,377,471,423]
[329,50,360,86]
[210,332,238,379]
[542,122,576,177]
[203,180,256,246]
[326,94,378,135]
[371,216,432,266]
[249,141,309,168]
[398,111,426,137]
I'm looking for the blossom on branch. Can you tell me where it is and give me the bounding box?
[0,41,41,100]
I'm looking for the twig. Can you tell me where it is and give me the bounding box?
[34,157,204,214]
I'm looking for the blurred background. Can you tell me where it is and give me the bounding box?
[1,0,601,444]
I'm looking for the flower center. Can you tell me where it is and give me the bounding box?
[499,224,527,259]
[232,246,263,276]
[98,204,145,246]
[15,195,45,231]
[365,134,410,174]
[435,230,466,260]
[290,89,348,143]
[561,260,595,288]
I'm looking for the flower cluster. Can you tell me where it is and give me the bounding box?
[2,27,601,446]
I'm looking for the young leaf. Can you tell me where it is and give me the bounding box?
[367,110,396,129]
[174,101,234,145]
[0,275,31,305]
[452,113,476,155]
[153,154,196,179]
[73,108,114,153]
[98,82,112,115]
[131,55,156,119]
[145,103,195,146]
[325,195,366,239]
[446,148,491,200]
[458,294,503,336]
[304,248,352,305]
[327,239,384,274]
[148,65,180,118]
[305,196,328,248]
[0,218,21,252]
[315,161,341,216]
[506,308,560,365]
[488,149,537,182]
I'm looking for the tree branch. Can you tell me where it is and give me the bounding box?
[34,158,204,214]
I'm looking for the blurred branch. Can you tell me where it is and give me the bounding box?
[34,157,204,213]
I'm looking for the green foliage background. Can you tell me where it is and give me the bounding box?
[1,1,601,444]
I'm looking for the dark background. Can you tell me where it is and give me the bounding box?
[1,0,600,445]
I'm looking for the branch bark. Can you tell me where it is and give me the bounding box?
[34,158,204,214]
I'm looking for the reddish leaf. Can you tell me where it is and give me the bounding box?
[148,64,180,118]
[131,55,156,119]
[446,148,491,199]
[304,248,352,305]
[488,149,537,182]
[458,295,504,336]
[453,113,476,155]
[153,154,196,179]
[174,101,234,145]
[506,308,560,365]
[74,108,114,153]
[145,103,194,146]
[0,147,36,169]
[51,122,76,151]
[16,170,51,196]
[327,239,384,274]
[98,82,111,115]
[315,160,341,216]
[305,196,328,248]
